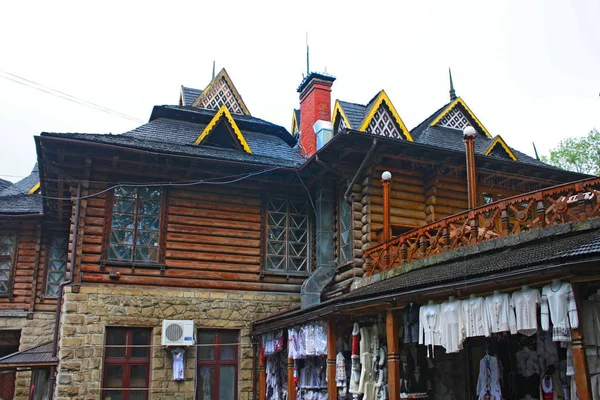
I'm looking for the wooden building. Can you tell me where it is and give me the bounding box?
[0,67,598,400]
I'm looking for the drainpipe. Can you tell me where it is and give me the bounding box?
[344,138,378,202]
[48,184,81,399]
[463,127,477,209]
[381,171,392,270]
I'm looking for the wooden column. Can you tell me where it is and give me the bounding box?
[571,328,591,400]
[288,357,296,400]
[259,342,266,400]
[327,318,337,399]
[386,309,400,400]
[382,171,392,271]
[463,129,477,209]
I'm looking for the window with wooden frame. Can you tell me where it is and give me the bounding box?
[45,235,68,296]
[197,330,239,400]
[106,186,164,264]
[0,234,17,295]
[338,186,353,266]
[264,198,310,275]
[102,327,152,400]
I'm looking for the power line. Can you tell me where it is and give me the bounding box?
[0,70,144,123]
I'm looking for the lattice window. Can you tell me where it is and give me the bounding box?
[339,189,353,265]
[109,187,162,263]
[366,105,404,139]
[197,78,244,114]
[338,116,347,132]
[438,107,473,131]
[266,199,309,274]
[46,235,68,296]
[0,234,17,294]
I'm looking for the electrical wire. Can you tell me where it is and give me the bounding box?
[0,70,144,123]
[35,166,282,201]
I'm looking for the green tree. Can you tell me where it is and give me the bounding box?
[541,128,600,175]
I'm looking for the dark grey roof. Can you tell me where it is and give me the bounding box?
[180,86,202,106]
[415,125,549,167]
[343,228,600,302]
[43,119,306,168]
[0,165,42,215]
[410,103,449,140]
[0,178,10,191]
[338,100,367,129]
[0,341,58,367]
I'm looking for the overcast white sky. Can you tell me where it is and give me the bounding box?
[1,0,598,182]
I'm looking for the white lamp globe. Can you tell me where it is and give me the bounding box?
[463,126,477,137]
[381,171,392,181]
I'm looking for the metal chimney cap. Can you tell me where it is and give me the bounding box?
[381,171,392,181]
[463,126,477,138]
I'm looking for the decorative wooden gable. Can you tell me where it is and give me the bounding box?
[359,91,413,141]
[484,136,518,161]
[429,97,492,138]
[332,100,352,133]
[28,182,40,194]
[194,105,252,153]
[192,68,251,115]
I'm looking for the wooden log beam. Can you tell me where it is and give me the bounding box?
[327,317,337,399]
[386,309,400,400]
[288,357,296,400]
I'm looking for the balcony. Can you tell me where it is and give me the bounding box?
[364,176,600,277]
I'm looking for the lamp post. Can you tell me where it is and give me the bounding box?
[463,126,477,209]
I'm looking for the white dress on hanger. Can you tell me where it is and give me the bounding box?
[440,299,465,353]
[476,354,502,400]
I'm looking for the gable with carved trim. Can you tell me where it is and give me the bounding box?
[195,77,245,114]
[438,107,473,131]
[366,105,403,139]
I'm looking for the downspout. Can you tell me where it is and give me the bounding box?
[301,138,379,308]
[48,184,81,400]
[344,138,378,202]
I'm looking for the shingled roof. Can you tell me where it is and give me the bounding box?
[0,164,42,216]
[41,106,305,168]
[0,178,10,191]
[0,341,58,368]
[180,86,202,106]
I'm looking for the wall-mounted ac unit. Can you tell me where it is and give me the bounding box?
[162,320,195,346]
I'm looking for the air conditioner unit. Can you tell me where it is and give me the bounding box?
[162,320,195,346]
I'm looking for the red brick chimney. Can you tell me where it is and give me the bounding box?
[297,73,336,157]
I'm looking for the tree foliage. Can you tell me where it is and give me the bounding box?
[541,128,600,176]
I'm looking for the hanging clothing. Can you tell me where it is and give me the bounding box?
[349,323,361,395]
[172,348,185,381]
[541,374,554,400]
[537,329,559,372]
[541,282,579,342]
[336,352,346,388]
[403,303,420,344]
[462,296,491,338]
[476,354,502,400]
[582,300,600,347]
[418,303,442,357]
[511,288,541,336]
[516,347,540,378]
[485,293,517,334]
[440,299,465,353]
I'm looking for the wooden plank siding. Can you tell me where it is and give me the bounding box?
[78,183,305,293]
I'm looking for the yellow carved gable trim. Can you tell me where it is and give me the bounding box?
[194,105,252,154]
[192,68,251,115]
[429,97,492,138]
[28,182,40,194]
[358,90,413,141]
[332,100,352,130]
[484,135,518,161]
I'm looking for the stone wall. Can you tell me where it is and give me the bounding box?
[54,285,299,400]
[0,312,56,400]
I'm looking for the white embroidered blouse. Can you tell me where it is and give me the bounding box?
[485,293,517,334]
[462,296,490,338]
[418,304,442,354]
[510,288,540,336]
[541,281,579,342]
[440,300,465,353]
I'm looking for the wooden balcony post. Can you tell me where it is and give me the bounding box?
[463,127,477,210]
[571,328,592,400]
[327,317,337,399]
[386,309,400,400]
[259,341,266,400]
[382,171,392,270]
[288,357,296,400]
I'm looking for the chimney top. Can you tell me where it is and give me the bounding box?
[297,72,336,94]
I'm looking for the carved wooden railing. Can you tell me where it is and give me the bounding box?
[364,176,600,277]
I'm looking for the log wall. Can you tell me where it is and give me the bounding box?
[78,183,305,293]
